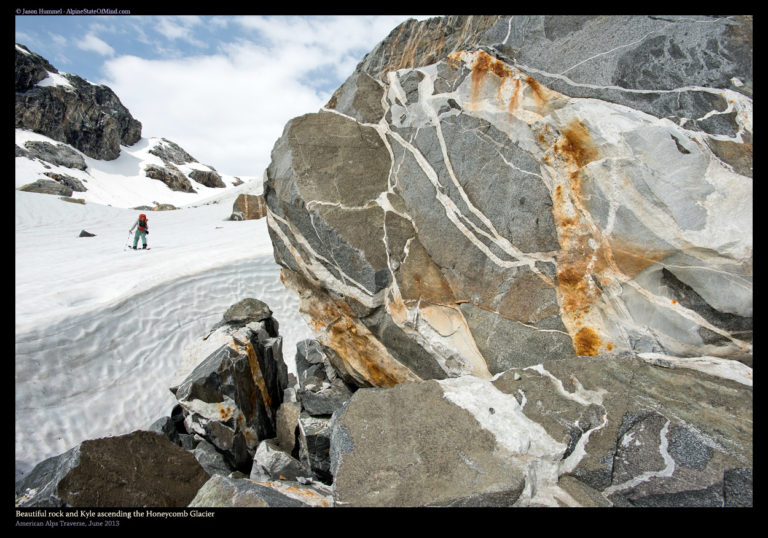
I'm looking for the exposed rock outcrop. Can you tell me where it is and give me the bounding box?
[15,43,142,161]
[149,137,198,165]
[15,46,230,202]
[264,15,753,386]
[23,140,87,170]
[148,137,226,190]
[144,163,197,193]
[18,179,73,197]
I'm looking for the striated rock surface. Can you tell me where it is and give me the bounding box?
[264,15,752,385]
[330,353,752,507]
[15,43,141,161]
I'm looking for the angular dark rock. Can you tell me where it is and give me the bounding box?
[170,306,289,473]
[148,137,198,165]
[44,172,87,192]
[297,412,333,485]
[275,400,302,457]
[15,431,209,507]
[222,297,273,326]
[250,438,311,482]
[193,439,235,477]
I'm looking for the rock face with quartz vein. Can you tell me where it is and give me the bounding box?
[264,15,752,385]
[330,353,752,507]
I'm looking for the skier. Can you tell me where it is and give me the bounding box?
[129,213,149,250]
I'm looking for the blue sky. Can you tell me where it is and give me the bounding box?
[15,15,430,177]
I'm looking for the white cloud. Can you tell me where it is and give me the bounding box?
[49,33,67,48]
[77,34,115,57]
[99,15,427,177]
[102,48,327,177]
[154,16,207,49]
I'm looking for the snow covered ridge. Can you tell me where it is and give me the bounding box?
[16,129,256,208]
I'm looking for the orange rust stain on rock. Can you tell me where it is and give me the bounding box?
[325,316,405,388]
[573,326,601,356]
[307,295,413,388]
[244,342,272,410]
[555,238,612,313]
[507,78,522,114]
[525,76,549,109]
[218,405,234,421]
[470,50,514,110]
[557,120,599,168]
[608,240,672,279]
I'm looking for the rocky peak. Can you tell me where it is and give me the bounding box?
[15,43,59,92]
[149,137,199,166]
[15,43,142,161]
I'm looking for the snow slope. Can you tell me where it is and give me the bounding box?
[15,148,313,477]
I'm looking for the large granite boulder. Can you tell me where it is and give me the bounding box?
[329,353,752,507]
[15,43,141,161]
[264,15,752,386]
[15,431,210,507]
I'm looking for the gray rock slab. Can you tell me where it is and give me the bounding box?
[330,380,527,507]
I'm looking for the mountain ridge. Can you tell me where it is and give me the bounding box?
[15,43,254,208]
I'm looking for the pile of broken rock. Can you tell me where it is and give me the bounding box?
[15,296,752,508]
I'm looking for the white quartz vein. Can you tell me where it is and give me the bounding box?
[266,210,383,308]
[624,279,751,352]
[603,418,676,497]
[526,364,605,407]
[638,352,753,387]
[558,29,662,76]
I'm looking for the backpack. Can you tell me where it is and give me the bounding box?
[138,214,148,232]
